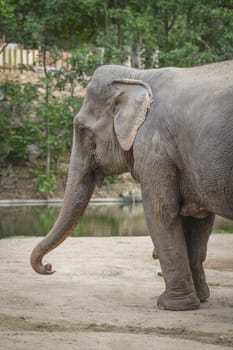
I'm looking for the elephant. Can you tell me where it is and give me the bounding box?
[31,60,233,311]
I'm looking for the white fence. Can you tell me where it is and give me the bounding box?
[0,48,39,69]
[0,46,159,70]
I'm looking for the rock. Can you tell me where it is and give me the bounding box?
[26,144,40,162]
[120,191,142,203]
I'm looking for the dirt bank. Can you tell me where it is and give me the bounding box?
[0,163,140,200]
[0,234,232,349]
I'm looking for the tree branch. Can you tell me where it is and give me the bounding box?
[0,43,9,55]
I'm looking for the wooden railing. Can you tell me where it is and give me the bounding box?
[0,48,71,70]
[0,48,39,70]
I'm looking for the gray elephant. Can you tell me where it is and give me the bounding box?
[31,60,233,311]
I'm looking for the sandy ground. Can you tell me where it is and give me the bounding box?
[0,235,232,350]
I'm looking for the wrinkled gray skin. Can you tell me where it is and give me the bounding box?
[31,60,233,311]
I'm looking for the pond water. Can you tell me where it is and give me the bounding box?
[0,204,233,239]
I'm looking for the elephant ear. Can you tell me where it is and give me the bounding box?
[112,79,153,151]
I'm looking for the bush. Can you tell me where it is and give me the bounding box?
[34,173,57,197]
[0,79,39,162]
[0,46,102,196]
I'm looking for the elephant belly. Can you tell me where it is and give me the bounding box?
[180,202,211,219]
[179,169,233,220]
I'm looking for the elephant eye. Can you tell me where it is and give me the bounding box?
[78,125,89,134]
[78,124,94,137]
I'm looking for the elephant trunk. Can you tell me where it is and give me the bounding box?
[30,129,95,275]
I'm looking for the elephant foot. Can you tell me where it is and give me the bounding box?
[193,274,210,302]
[157,291,200,311]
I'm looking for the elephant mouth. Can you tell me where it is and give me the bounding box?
[94,168,105,187]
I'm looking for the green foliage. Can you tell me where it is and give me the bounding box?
[0,46,100,196]
[0,0,104,48]
[0,79,38,120]
[1,0,233,65]
[0,43,99,163]
[2,125,34,161]
[0,79,39,161]
[1,0,233,198]
[147,0,233,67]
[34,173,57,197]
[35,45,100,178]
[101,39,129,65]
[36,96,83,169]
[67,45,102,86]
[0,0,14,21]
[103,175,121,186]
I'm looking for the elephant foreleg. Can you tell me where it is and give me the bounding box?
[182,214,215,302]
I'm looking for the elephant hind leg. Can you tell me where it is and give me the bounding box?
[182,214,215,302]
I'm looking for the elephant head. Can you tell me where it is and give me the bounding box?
[31,65,153,275]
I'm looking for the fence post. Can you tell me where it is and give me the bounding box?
[9,49,12,70]
[2,49,5,70]
[14,48,17,69]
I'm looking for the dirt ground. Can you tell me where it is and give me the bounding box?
[0,234,232,350]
